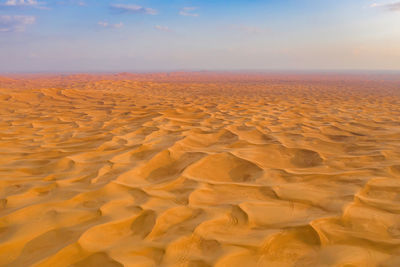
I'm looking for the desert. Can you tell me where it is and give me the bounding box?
[0,73,400,266]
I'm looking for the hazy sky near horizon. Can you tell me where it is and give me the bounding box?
[0,0,400,72]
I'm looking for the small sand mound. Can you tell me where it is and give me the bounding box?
[184,152,263,183]
[182,129,238,147]
[117,150,205,184]
[290,148,323,168]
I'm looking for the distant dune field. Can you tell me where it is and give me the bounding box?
[0,73,400,267]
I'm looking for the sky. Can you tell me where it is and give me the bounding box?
[0,0,400,72]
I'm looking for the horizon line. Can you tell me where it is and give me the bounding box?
[2,69,400,75]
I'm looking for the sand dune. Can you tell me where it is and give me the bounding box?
[0,73,400,266]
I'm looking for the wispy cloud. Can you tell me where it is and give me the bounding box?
[98,21,123,29]
[110,4,157,15]
[179,7,198,17]
[154,25,171,32]
[2,0,48,9]
[0,15,35,32]
[370,1,400,11]
[4,0,37,6]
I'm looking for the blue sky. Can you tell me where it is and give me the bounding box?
[0,0,400,72]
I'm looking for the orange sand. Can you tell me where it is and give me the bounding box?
[0,73,400,266]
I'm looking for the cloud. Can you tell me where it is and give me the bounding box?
[98,21,123,29]
[3,0,40,6]
[370,1,400,11]
[110,4,157,15]
[0,15,35,32]
[179,7,198,17]
[154,25,171,32]
[2,0,48,9]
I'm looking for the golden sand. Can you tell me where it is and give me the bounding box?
[0,73,400,266]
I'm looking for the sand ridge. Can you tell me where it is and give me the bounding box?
[0,74,400,266]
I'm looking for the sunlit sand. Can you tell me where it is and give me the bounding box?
[0,73,400,266]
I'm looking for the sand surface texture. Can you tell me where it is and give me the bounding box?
[0,73,400,267]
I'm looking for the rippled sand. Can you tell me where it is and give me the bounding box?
[1,73,400,266]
